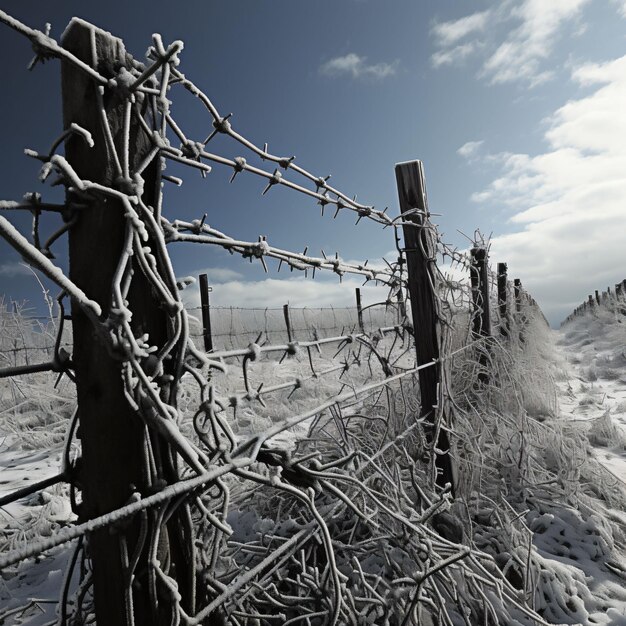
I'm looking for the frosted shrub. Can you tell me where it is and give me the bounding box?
[587,410,626,449]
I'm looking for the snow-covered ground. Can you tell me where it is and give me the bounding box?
[557,304,626,485]
[0,394,75,625]
[542,302,626,624]
[2,302,626,624]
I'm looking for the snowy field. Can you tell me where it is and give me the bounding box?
[1,301,626,624]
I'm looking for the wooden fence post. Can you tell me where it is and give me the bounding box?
[395,160,455,494]
[283,303,293,342]
[355,288,365,334]
[199,273,213,352]
[514,279,525,343]
[62,20,193,624]
[470,248,491,385]
[514,279,522,313]
[497,262,508,338]
[470,248,491,338]
[595,290,601,305]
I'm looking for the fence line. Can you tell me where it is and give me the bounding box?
[0,9,552,626]
[562,278,626,325]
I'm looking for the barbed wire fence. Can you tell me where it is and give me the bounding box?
[0,10,569,626]
[562,278,626,325]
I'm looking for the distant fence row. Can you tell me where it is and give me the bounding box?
[187,295,398,350]
[562,278,626,325]
[0,299,397,359]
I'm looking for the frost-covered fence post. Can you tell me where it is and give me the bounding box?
[497,262,508,338]
[619,281,626,314]
[395,160,455,494]
[514,279,522,314]
[470,248,491,385]
[283,303,293,342]
[355,288,365,334]
[199,273,214,352]
[470,248,491,338]
[514,278,526,343]
[595,289,601,305]
[62,20,193,624]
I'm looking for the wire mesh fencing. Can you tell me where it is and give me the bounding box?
[186,303,399,350]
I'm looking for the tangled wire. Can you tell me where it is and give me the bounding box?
[3,10,622,626]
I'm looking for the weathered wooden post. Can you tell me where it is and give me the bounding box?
[395,160,455,494]
[355,287,365,334]
[199,273,214,352]
[514,278,525,343]
[514,279,522,313]
[497,262,508,338]
[62,20,193,624]
[620,280,626,314]
[595,290,601,305]
[283,303,293,342]
[470,248,491,384]
[588,295,595,307]
[470,248,491,338]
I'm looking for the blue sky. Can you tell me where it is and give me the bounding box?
[1,0,625,325]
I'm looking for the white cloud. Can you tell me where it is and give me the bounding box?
[615,0,626,17]
[183,276,389,310]
[471,54,626,324]
[432,42,479,68]
[189,267,244,284]
[319,53,398,80]
[432,10,491,46]
[431,0,590,86]
[0,261,31,278]
[483,0,589,86]
[457,140,484,160]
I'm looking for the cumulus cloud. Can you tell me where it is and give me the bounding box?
[319,53,398,80]
[431,0,591,86]
[471,55,626,324]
